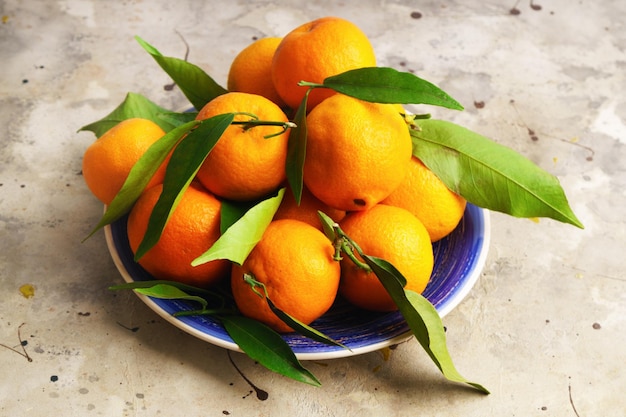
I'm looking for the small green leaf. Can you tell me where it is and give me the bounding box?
[192,188,285,266]
[411,119,584,228]
[317,211,337,243]
[219,315,321,386]
[78,92,178,137]
[109,279,224,302]
[132,284,208,310]
[285,90,310,205]
[135,114,234,260]
[321,67,464,110]
[84,120,199,240]
[135,36,227,110]
[362,255,489,394]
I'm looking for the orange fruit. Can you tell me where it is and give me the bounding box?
[195,92,289,201]
[273,185,346,230]
[127,182,230,288]
[82,118,167,205]
[383,156,467,242]
[271,16,377,110]
[227,37,286,108]
[303,94,413,211]
[231,219,341,333]
[338,204,434,312]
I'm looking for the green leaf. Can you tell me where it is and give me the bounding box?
[132,284,208,310]
[285,90,310,205]
[219,315,321,386]
[157,110,198,127]
[84,120,199,240]
[220,200,255,234]
[134,114,234,260]
[192,188,285,266]
[411,119,584,228]
[265,297,348,349]
[321,67,464,110]
[135,36,227,110]
[78,92,178,137]
[109,279,223,302]
[317,211,338,243]
[241,273,347,349]
[362,255,489,394]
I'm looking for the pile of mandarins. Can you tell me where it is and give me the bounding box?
[82,17,467,333]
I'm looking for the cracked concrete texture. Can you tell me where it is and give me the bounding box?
[1,1,624,416]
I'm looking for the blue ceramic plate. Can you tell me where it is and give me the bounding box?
[104,203,490,360]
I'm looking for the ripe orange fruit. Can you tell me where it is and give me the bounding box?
[82,118,167,205]
[126,182,230,288]
[303,94,413,211]
[195,92,289,201]
[227,37,286,108]
[338,204,434,312]
[231,219,341,333]
[383,157,467,242]
[271,16,377,110]
[273,185,346,230]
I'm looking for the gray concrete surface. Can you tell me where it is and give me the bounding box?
[1,1,624,416]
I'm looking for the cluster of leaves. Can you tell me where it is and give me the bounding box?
[80,36,583,393]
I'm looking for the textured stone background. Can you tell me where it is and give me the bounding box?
[1,1,624,416]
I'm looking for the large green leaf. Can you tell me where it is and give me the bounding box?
[78,92,178,137]
[192,188,285,266]
[320,67,463,110]
[135,36,227,110]
[411,119,584,228]
[219,315,321,386]
[363,255,490,394]
[134,114,234,260]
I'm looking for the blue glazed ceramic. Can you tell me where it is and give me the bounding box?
[105,203,490,360]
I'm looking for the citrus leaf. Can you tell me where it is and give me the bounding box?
[84,120,199,240]
[411,119,584,228]
[362,254,490,394]
[132,284,208,310]
[220,199,256,234]
[134,114,234,261]
[135,36,227,110]
[192,188,285,266]
[285,90,310,205]
[317,211,338,243]
[265,297,348,349]
[219,315,321,386]
[241,272,347,349]
[78,92,178,137]
[321,67,464,110]
[109,279,223,302]
[157,110,198,127]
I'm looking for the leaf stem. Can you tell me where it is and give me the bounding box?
[340,239,372,272]
[231,119,297,139]
[330,223,372,273]
[243,273,268,299]
[297,81,325,89]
